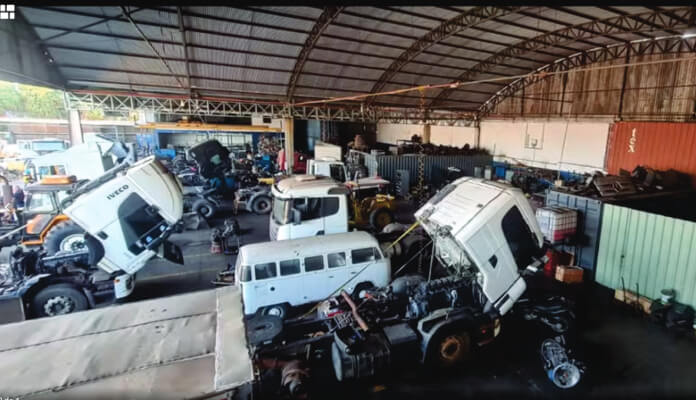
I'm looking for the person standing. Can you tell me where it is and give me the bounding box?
[12,185,24,209]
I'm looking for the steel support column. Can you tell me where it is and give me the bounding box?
[283,118,294,174]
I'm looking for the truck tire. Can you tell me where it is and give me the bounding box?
[369,208,394,231]
[251,195,272,215]
[427,330,471,368]
[353,282,374,300]
[192,199,216,218]
[261,303,288,320]
[44,221,86,255]
[31,283,88,317]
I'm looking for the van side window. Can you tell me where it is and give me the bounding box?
[280,259,301,276]
[304,255,324,272]
[254,262,277,280]
[328,252,346,268]
[351,247,381,264]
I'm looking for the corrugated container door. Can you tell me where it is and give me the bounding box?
[606,122,696,185]
[596,205,696,310]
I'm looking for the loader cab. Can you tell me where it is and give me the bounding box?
[21,176,87,251]
[307,158,348,183]
[270,175,350,241]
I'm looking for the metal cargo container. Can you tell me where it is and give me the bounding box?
[546,190,603,277]
[596,204,696,310]
[606,122,696,184]
[351,150,492,189]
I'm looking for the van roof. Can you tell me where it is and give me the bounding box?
[273,174,346,196]
[239,231,379,262]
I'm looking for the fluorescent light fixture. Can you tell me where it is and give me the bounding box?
[682,33,696,39]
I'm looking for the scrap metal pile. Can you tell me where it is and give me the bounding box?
[395,135,490,156]
[556,165,692,199]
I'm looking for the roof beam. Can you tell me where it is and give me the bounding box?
[512,8,625,45]
[56,63,500,97]
[287,7,341,102]
[177,7,194,96]
[120,6,186,90]
[599,6,682,36]
[477,35,696,118]
[38,7,144,44]
[429,6,696,108]
[367,6,517,105]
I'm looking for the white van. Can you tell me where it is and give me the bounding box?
[235,231,390,318]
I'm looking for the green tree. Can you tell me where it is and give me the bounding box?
[0,80,67,118]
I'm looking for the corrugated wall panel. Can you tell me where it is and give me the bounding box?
[596,204,696,309]
[606,122,696,184]
[372,154,493,187]
[545,190,603,275]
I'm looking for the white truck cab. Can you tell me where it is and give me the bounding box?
[270,175,350,240]
[63,156,184,297]
[415,177,544,316]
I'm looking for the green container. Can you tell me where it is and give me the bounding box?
[596,204,696,309]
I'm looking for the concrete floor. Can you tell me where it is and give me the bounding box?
[126,209,696,399]
[3,205,695,399]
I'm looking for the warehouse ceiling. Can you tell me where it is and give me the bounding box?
[11,6,696,116]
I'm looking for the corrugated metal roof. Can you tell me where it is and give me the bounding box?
[13,5,694,113]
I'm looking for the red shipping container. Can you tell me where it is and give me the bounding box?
[606,122,696,185]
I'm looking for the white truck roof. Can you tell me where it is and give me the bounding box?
[239,230,379,262]
[273,174,348,197]
[0,286,253,399]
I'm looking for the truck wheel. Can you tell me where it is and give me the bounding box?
[369,208,394,231]
[192,199,216,218]
[353,282,374,300]
[262,304,288,320]
[429,331,471,367]
[31,283,88,317]
[251,195,272,215]
[44,221,86,255]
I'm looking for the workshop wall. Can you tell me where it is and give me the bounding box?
[430,125,477,147]
[376,123,477,147]
[596,204,696,310]
[479,119,611,174]
[376,123,424,144]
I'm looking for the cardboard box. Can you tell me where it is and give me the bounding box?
[614,289,653,314]
[555,265,584,283]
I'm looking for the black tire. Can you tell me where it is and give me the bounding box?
[31,283,88,318]
[192,198,216,218]
[369,208,395,231]
[261,303,288,320]
[353,282,374,300]
[427,329,472,368]
[251,195,272,215]
[44,221,86,255]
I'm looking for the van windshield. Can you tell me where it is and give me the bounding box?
[272,198,291,224]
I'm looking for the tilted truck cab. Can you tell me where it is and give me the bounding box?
[414,177,544,316]
[64,156,184,275]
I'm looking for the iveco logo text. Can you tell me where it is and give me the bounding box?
[107,184,129,200]
[628,128,637,153]
[0,4,15,20]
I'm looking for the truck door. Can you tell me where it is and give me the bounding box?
[291,197,325,237]
[467,224,518,307]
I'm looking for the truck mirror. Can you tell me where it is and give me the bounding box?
[292,209,301,225]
